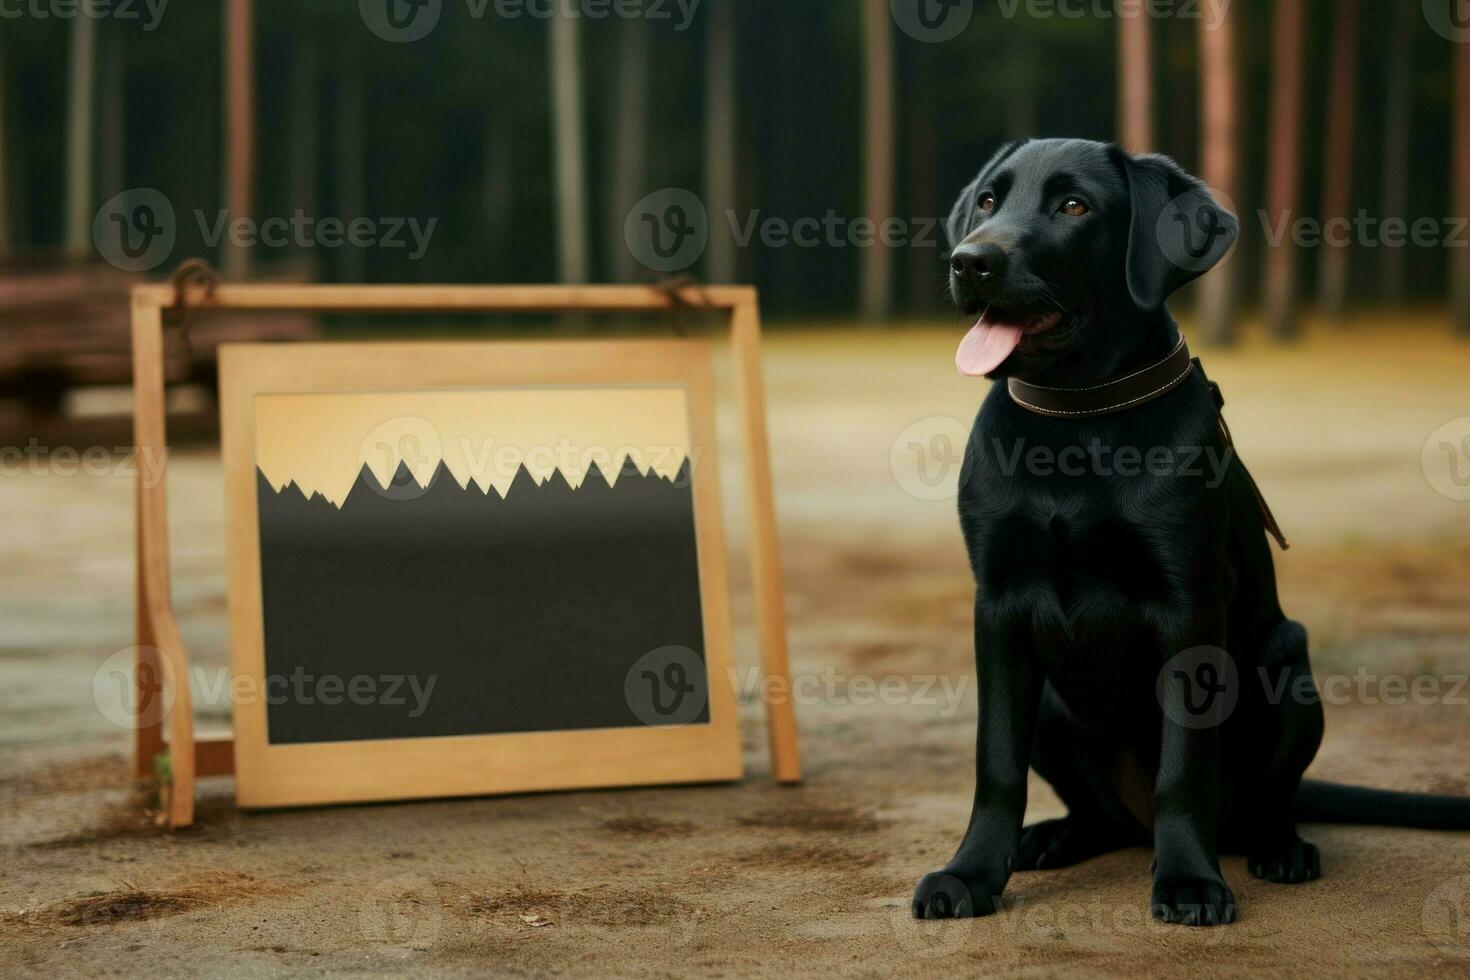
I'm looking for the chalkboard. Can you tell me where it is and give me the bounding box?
[220,339,742,808]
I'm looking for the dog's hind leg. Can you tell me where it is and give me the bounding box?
[1238,619,1324,883]
[1016,684,1150,871]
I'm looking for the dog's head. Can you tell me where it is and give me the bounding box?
[945,138,1237,381]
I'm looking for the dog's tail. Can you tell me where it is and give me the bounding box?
[1294,779,1470,830]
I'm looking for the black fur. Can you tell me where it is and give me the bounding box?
[913,138,1470,928]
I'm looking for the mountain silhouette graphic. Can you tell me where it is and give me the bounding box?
[255,455,707,743]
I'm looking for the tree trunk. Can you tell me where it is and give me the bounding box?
[65,14,96,257]
[1380,1,1416,304]
[549,9,588,284]
[334,49,364,282]
[1117,0,1154,154]
[906,42,939,312]
[98,31,125,205]
[1004,31,1039,140]
[223,0,255,279]
[0,36,12,255]
[703,0,737,284]
[608,18,649,283]
[483,104,514,280]
[288,30,320,271]
[1197,0,1239,345]
[1456,26,1470,334]
[1263,0,1304,339]
[860,0,894,320]
[1318,0,1359,320]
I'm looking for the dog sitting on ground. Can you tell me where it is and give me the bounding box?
[912,137,1470,927]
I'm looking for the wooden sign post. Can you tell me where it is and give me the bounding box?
[130,282,801,827]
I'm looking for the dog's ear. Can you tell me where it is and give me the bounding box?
[945,140,1026,250]
[1120,152,1239,310]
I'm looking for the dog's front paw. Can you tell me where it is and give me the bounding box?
[1150,874,1236,927]
[911,871,999,920]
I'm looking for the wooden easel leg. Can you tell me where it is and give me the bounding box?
[132,296,197,827]
[134,491,165,779]
[730,296,801,783]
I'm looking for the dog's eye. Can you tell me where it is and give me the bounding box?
[977,192,996,214]
[1060,198,1090,216]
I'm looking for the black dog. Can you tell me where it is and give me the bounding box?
[913,138,1470,927]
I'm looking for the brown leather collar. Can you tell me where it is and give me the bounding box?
[1006,337,1194,417]
[1004,336,1289,551]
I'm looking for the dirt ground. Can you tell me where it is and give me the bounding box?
[2,316,1469,977]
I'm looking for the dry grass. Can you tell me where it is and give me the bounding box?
[6,872,285,930]
[599,815,696,838]
[735,801,883,834]
[465,884,704,928]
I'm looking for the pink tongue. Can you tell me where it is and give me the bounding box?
[955,314,1024,377]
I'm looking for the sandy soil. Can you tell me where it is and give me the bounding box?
[2,316,1469,977]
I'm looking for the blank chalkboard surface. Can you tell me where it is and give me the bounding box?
[220,340,742,808]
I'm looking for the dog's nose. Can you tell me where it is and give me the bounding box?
[950,244,1007,283]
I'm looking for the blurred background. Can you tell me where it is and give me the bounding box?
[3,3,1470,972]
[2,0,1468,321]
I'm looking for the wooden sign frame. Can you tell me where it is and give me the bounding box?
[222,340,741,807]
[130,283,800,826]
